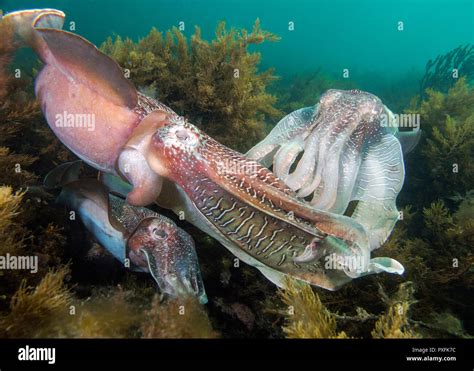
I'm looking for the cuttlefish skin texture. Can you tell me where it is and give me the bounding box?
[121,115,394,290]
[112,197,207,303]
[247,89,418,252]
[56,177,207,303]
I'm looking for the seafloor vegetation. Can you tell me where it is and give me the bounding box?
[419,44,474,99]
[0,18,472,338]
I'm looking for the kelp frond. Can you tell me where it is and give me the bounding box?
[405,79,474,205]
[419,44,474,98]
[0,186,26,258]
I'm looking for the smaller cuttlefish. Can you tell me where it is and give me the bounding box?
[44,162,207,304]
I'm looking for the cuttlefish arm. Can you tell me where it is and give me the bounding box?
[99,170,182,213]
[246,106,317,169]
[115,111,169,206]
[45,163,207,303]
[247,89,418,258]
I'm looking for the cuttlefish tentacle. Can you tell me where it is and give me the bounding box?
[45,162,207,303]
[247,106,317,169]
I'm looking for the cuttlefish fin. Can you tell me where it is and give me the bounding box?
[365,257,405,276]
[45,163,126,234]
[56,178,127,263]
[396,128,421,155]
[59,178,125,233]
[34,28,137,108]
[98,172,133,198]
[384,105,421,155]
[44,160,83,190]
[5,9,137,109]
[3,9,65,49]
[350,134,404,250]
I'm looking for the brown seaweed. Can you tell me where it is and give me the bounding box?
[419,44,474,98]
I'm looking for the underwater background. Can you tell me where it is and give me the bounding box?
[0,0,472,338]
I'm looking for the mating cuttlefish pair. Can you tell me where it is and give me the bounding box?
[3,9,420,302]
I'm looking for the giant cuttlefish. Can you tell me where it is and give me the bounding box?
[44,161,207,304]
[247,89,421,251]
[4,9,407,290]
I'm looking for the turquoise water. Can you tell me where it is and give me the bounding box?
[2,0,473,80]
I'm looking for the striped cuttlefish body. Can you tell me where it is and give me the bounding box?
[128,116,377,290]
[187,175,352,289]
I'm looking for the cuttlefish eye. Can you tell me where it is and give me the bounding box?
[176,129,190,142]
[175,128,198,146]
[152,227,168,240]
[154,123,200,150]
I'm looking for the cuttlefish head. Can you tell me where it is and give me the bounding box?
[148,116,209,180]
[127,216,207,304]
[315,89,386,138]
